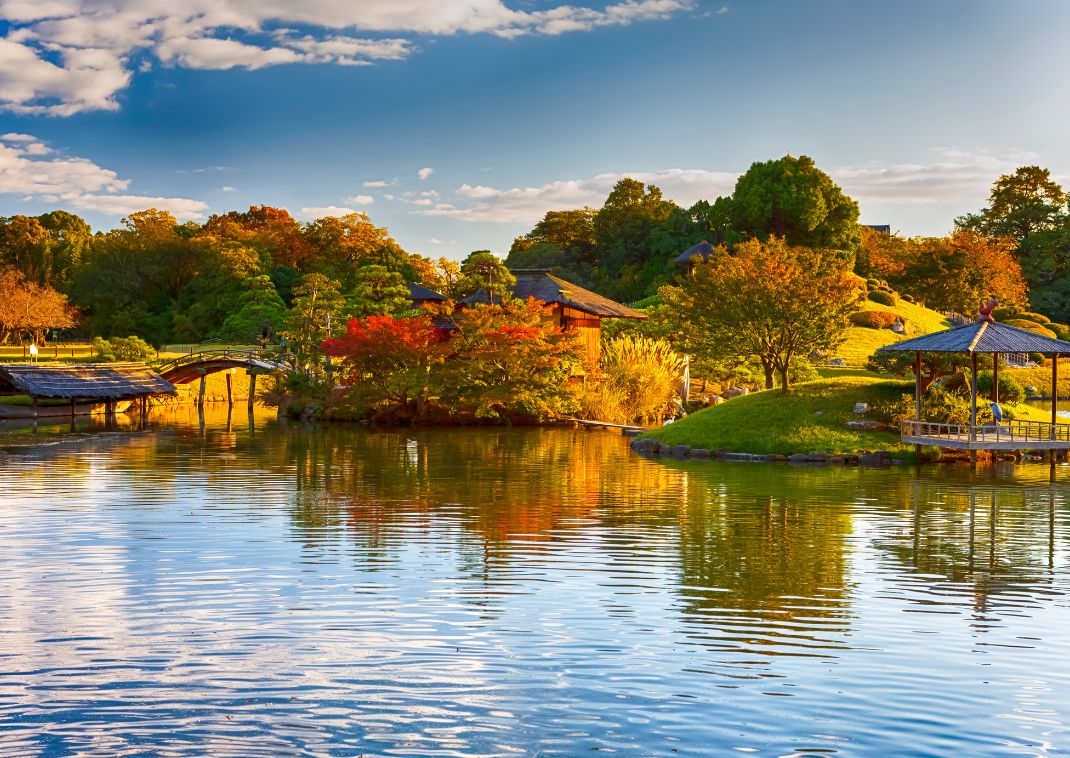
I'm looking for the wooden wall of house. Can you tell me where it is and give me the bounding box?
[560,306,602,365]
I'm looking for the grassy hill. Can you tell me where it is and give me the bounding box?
[832,297,952,368]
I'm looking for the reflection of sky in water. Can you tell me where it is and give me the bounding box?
[1,408,1069,755]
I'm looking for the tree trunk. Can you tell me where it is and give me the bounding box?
[762,359,775,390]
[779,366,790,393]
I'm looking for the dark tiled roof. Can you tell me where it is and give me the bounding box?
[863,224,892,234]
[407,282,448,302]
[463,270,646,319]
[877,320,1070,354]
[0,362,176,400]
[674,240,717,266]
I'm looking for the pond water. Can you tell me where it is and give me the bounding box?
[2,408,1070,756]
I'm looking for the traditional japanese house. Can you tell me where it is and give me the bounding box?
[462,269,647,364]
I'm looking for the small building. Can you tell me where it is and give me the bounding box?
[674,240,717,276]
[0,362,175,417]
[463,269,647,364]
[407,282,448,307]
[863,224,891,235]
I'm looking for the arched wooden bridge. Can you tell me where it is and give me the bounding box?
[156,349,287,384]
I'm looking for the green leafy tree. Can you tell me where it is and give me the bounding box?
[956,166,1068,245]
[218,275,288,343]
[347,265,411,318]
[282,273,346,377]
[452,251,516,303]
[726,154,860,252]
[661,237,861,391]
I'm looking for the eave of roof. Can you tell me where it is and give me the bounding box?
[877,320,1070,354]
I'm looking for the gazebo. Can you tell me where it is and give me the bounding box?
[877,314,1070,456]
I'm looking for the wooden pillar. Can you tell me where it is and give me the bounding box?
[992,353,999,403]
[225,371,234,407]
[248,373,257,411]
[914,351,922,458]
[1051,354,1058,465]
[970,352,978,465]
[198,375,207,408]
[31,396,38,418]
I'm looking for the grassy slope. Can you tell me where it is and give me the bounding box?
[645,376,913,455]
[834,298,952,367]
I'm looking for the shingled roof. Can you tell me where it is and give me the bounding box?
[407,282,448,302]
[877,320,1070,354]
[0,362,176,400]
[674,240,717,266]
[463,270,646,319]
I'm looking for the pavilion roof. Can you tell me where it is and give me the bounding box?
[877,320,1070,355]
[463,270,647,319]
[0,362,176,400]
[407,282,448,302]
[674,240,717,266]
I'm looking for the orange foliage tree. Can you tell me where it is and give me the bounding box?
[0,266,77,344]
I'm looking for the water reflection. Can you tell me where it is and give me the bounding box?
[1,408,1069,756]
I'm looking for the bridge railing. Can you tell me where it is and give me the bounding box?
[154,348,288,375]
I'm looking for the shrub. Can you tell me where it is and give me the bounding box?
[1050,323,1070,341]
[92,335,155,362]
[1006,319,1057,338]
[992,306,1021,321]
[867,290,897,306]
[865,278,880,289]
[901,293,915,303]
[975,371,1026,405]
[1020,311,1051,324]
[878,385,992,426]
[585,335,684,424]
[850,310,899,329]
[1029,352,1048,366]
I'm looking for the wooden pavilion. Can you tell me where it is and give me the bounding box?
[462,269,647,364]
[674,240,717,276]
[407,282,448,307]
[0,362,175,418]
[877,317,1070,455]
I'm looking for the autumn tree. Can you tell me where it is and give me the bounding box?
[451,251,516,303]
[437,298,583,421]
[661,238,862,391]
[322,314,447,420]
[0,266,77,344]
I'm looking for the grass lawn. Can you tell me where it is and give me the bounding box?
[1005,364,1070,398]
[833,299,952,368]
[645,376,914,456]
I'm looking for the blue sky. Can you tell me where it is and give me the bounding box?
[1,0,1069,259]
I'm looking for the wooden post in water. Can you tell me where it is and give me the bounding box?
[1051,354,1058,466]
[914,351,922,459]
[248,372,257,412]
[198,375,207,409]
[225,371,234,407]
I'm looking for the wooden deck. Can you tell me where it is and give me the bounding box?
[901,420,1070,451]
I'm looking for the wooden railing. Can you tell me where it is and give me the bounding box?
[154,349,287,375]
[901,419,1070,443]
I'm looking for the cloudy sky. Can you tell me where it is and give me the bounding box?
[1,0,1068,258]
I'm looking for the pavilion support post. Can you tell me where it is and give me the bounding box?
[1051,354,1058,465]
[225,371,233,408]
[914,351,922,458]
[198,375,206,409]
[992,353,999,404]
[248,373,257,412]
[970,352,978,465]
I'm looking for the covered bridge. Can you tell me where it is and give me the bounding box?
[463,269,646,364]
[878,317,1070,455]
[0,362,175,416]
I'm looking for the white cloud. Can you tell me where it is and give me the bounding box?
[424,168,737,223]
[299,205,356,219]
[0,0,693,115]
[428,237,443,244]
[362,179,394,188]
[344,194,374,205]
[421,149,1030,225]
[418,166,434,181]
[0,132,208,220]
[220,185,235,192]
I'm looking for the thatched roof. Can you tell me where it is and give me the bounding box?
[0,362,176,400]
[463,270,646,319]
[408,282,448,302]
[674,240,717,266]
[877,320,1070,355]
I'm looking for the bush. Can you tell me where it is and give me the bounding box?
[901,294,915,303]
[992,306,1021,321]
[867,290,897,306]
[850,310,899,329]
[1006,319,1057,338]
[92,335,156,362]
[1050,323,1070,341]
[865,278,881,289]
[975,371,1026,404]
[1029,352,1047,366]
[878,385,993,426]
[1020,311,1051,324]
